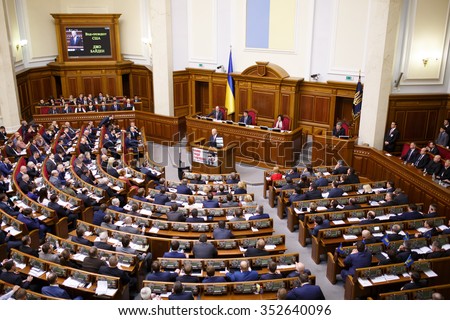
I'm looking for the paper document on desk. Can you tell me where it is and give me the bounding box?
[149,227,160,234]
[251,227,259,232]
[438,225,449,231]
[123,204,133,211]
[29,267,46,278]
[373,232,384,237]
[424,269,438,278]
[333,220,345,225]
[139,209,152,216]
[323,172,331,176]
[133,178,145,184]
[96,280,108,295]
[239,246,247,253]
[343,234,358,240]
[63,277,82,288]
[4,226,21,236]
[370,201,380,206]
[384,274,400,281]
[358,278,372,287]
[73,253,88,261]
[371,275,386,283]
[317,206,328,211]
[15,262,26,270]
[347,217,360,222]
[442,244,450,250]
[264,244,276,250]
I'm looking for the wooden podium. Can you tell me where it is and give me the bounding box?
[190,138,237,174]
[311,135,357,167]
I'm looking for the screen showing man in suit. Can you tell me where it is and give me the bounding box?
[67,29,84,50]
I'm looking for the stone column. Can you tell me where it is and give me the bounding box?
[358,0,402,149]
[0,0,22,131]
[150,0,174,116]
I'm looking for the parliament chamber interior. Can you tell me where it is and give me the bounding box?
[0,0,449,301]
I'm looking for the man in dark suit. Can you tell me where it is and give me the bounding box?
[344,167,360,184]
[436,159,450,183]
[176,179,193,195]
[153,187,170,205]
[314,172,329,187]
[393,188,409,205]
[0,156,13,177]
[46,153,57,173]
[164,193,178,207]
[202,265,227,283]
[220,193,239,207]
[82,247,107,273]
[71,226,93,246]
[98,115,114,128]
[327,181,344,198]
[110,101,121,112]
[18,235,38,257]
[192,234,217,258]
[69,30,83,46]
[145,261,179,282]
[163,240,187,258]
[94,231,116,251]
[168,281,194,300]
[343,198,361,210]
[175,263,199,283]
[392,203,423,221]
[186,209,205,223]
[212,220,234,239]
[386,224,404,242]
[202,192,220,208]
[226,260,259,282]
[299,183,322,200]
[286,273,325,300]
[424,155,443,176]
[166,204,186,222]
[239,111,252,125]
[226,172,240,184]
[340,241,372,281]
[311,216,330,236]
[383,121,400,152]
[401,142,419,164]
[380,192,397,207]
[332,122,346,137]
[48,194,78,229]
[245,238,270,257]
[396,240,419,262]
[359,211,380,225]
[107,161,120,178]
[248,205,270,220]
[0,260,33,288]
[99,256,131,286]
[207,106,223,120]
[209,128,220,148]
[260,261,283,280]
[332,160,348,175]
[411,148,430,169]
[285,167,301,179]
[41,272,72,299]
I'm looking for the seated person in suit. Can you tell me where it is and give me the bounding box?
[166,204,187,222]
[192,234,217,258]
[412,148,430,169]
[424,155,443,176]
[221,193,239,207]
[361,230,379,244]
[119,216,141,234]
[332,122,346,137]
[245,238,270,257]
[0,260,33,288]
[401,271,424,291]
[176,263,199,283]
[380,192,397,207]
[186,209,204,223]
[311,216,330,237]
[260,261,283,280]
[229,208,245,221]
[425,241,448,259]
[281,176,296,190]
[71,226,92,246]
[269,166,283,181]
[168,281,194,300]
[41,272,75,299]
[108,198,124,213]
[226,260,259,282]
[212,220,234,239]
[327,199,341,212]
[426,141,440,155]
[226,172,240,184]
[176,179,193,195]
[342,198,361,210]
[299,183,322,200]
[414,220,439,239]
[202,265,227,283]
[387,224,404,241]
[202,192,220,208]
[285,167,301,179]
[18,235,38,257]
[207,106,223,120]
[396,240,419,262]
[153,187,170,205]
[82,247,107,273]
[359,211,380,225]
[327,181,344,198]
[344,167,360,184]
[99,256,132,287]
[94,231,116,251]
[314,172,329,187]
[145,260,180,282]
[391,203,423,221]
[163,240,188,258]
[401,142,419,164]
[332,160,348,175]
[340,241,372,281]
[239,111,252,125]
[286,273,325,300]
[436,159,450,184]
[38,242,60,264]
[248,205,270,220]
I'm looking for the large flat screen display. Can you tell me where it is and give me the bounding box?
[66,27,112,58]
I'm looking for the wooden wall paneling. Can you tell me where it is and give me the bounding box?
[211,83,226,109]
[299,94,314,122]
[106,77,117,96]
[251,89,276,119]
[67,77,78,96]
[30,79,43,102]
[280,94,290,116]
[314,96,331,124]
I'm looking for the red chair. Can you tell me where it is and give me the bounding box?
[247,109,258,125]
[341,122,349,135]
[219,107,228,120]
[282,116,291,130]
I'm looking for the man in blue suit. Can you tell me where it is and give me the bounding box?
[327,181,344,198]
[168,281,194,300]
[226,260,259,282]
[202,192,220,208]
[202,265,227,283]
[391,203,423,221]
[41,272,72,299]
[299,183,323,200]
[207,106,223,120]
[145,261,180,282]
[286,274,325,300]
[0,156,13,177]
[239,111,252,125]
[163,240,187,258]
[340,241,372,281]
[176,179,193,195]
[212,220,234,239]
[248,205,270,220]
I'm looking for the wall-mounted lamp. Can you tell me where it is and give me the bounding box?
[16,39,28,51]
[310,73,320,81]
[216,65,225,73]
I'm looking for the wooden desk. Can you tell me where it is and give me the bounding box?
[186,115,303,167]
[311,135,357,167]
[190,139,237,174]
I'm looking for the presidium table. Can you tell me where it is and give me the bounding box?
[185,115,303,168]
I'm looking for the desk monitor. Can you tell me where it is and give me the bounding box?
[338,135,350,139]
[266,236,283,245]
[241,238,258,248]
[234,283,257,294]
[238,122,246,127]
[72,271,90,285]
[206,260,226,270]
[263,280,285,292]
[183,284,199,296]
[254,220,271,229]
[161,259,179,270]
[185,260,203,271]
[217,240,236,249]
[226,120,234,124]
[172,223,189,232]
[204,285,228,295]
[278,255,297,265]
[148,284,168,294]
[272,128,281,132]
[205,117,213,121]
[118,255,134,266]
[252,257,271,269]
[29,258,44,270]
[153,221,168,230]
[260,126,268,130]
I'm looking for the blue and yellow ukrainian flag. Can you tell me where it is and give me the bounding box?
[404,254,414,268]
[381,234,390,247]
[225,49,235,115]
[352,75,363,120]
